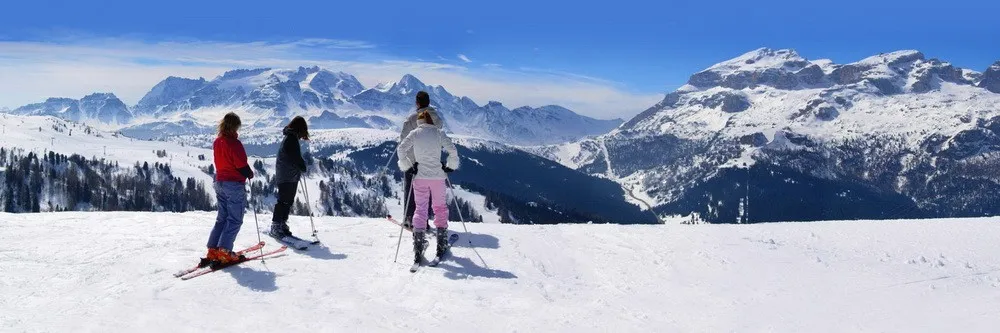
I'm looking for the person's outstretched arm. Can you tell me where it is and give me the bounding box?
[440,131,459,170]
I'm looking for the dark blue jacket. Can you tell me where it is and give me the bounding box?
[274,128,307,184]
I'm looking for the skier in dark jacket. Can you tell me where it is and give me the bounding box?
[269,116,309,239]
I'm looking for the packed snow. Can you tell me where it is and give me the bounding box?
[1,212,998,332]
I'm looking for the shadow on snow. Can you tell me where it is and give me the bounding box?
[438,254,517,280]
[225,264,279,292]
[451,231,500,249]
[290,243,348,261]
[436,230,515,280]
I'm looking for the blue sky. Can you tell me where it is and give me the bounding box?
[0,0,997,119]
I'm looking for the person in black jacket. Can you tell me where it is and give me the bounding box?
[270,116,309,239]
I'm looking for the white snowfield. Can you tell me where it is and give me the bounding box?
[1,212,998,332]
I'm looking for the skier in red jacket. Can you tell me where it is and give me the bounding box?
[205,112,254,267]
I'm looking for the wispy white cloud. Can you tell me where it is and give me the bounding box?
[286,38,376,49]
[0,36,660,120]
[457,54,472,63]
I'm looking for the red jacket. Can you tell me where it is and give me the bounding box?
[214,135,252,183]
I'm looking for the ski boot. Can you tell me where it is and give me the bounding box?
[198,248,220,268]
[269,221,293,239]
[210,248,247,269]
[412,229,428,264]
[435,228,450,258]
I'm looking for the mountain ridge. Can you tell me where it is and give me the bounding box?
[533,47,1000,223]
[6,67,618,146]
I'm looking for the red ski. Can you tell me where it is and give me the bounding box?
[179,245,288,280]
[385,215,413,232]
[172,241,266,278]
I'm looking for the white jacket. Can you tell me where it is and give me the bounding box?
[398,123,460,180]
[399,107,443,163]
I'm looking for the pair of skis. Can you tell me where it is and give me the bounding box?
[409,233,460,273]
[173,233,318,281]
[387,215,460,272]
[173,242,287,280]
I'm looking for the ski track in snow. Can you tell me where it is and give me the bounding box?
[1,212,999,332]
[599,138,660,221]
[599,138,615,180]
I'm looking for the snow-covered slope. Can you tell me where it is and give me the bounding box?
[307,110,394,131]
[0,114,422,216]
[2,212,998,332]
[533,48,1000,223]
[449,102,621,146]
[0,113,647,223]
[0,114,213,184]
[344,136,656,224]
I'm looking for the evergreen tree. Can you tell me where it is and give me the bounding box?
[3,187,14,213]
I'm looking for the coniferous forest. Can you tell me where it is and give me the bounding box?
[0,147,483,221]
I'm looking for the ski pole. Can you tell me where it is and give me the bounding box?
[248,182,265,259]
[446,177,489,269]
[300,180,319,241]
[393,172,415,263]
[445,178,470,242]
[392,219,405,263]
[375,149,397,181]
[301,138,321,242]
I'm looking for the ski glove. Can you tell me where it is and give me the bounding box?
[237,166,254,179]
[442,166,455,173]
[405,162,419,175]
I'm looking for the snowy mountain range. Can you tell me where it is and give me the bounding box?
[7,48,999,224]
[12,93,133,125]
[531,48,1000,223]
[4,66,621,146]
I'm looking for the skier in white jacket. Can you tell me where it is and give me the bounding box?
[397,110,460,263]
[399,91,444,228]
